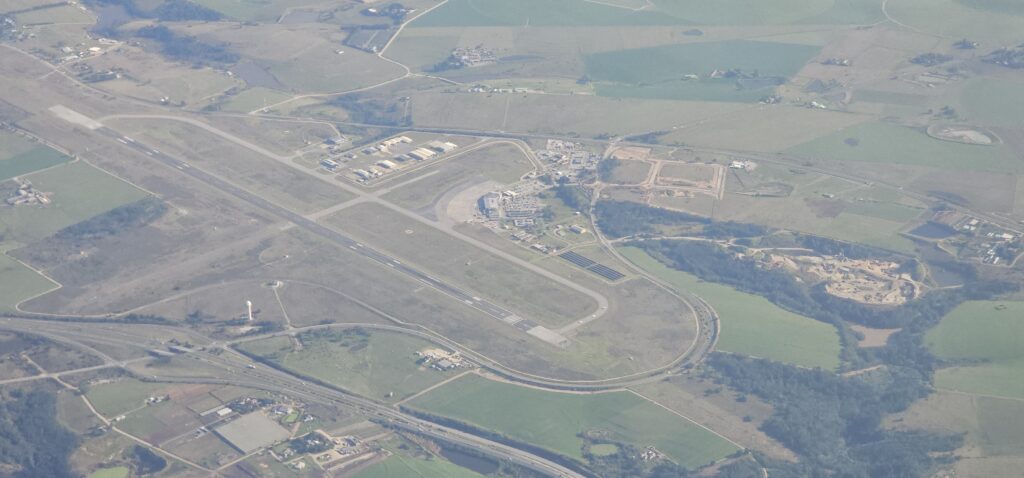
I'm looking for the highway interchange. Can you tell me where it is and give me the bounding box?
[0,316,587,478]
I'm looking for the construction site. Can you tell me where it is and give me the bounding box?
[755,250,922,306]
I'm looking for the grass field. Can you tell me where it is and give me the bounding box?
[892,391,1024,472]
[410,0,690,27]
[215,87,294,113]
[240,329,460,403]
[786,121,1024,174]
[585,40,820,102]
[1,131,70,180]
[353,451,485,478]
[975,396,1024,456]
[87,466,129,478]
[85,379,170,417]
[325,203,596,328]
[0,146,71,181]
[410,0,884,27]
[190,0,319,21]
[264,44,405,94]
[603,159,651,184]
[618,247,841,370]
[842,200,925,222]
[652,0,885,25]
[927,301,1024,399]
[957,78,1024,129]
[0,255,55,312]
[407,374,739,468]
[0,161,149,243]
[110,118,352,214]
[409,91,751,138]
[659,106,870,152]
[886,0,1024,44]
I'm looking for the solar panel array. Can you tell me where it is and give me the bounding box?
[559,251,625,281]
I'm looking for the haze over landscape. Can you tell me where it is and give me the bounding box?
[1,0,1024,477]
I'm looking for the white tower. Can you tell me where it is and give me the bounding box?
[246,300,253,321]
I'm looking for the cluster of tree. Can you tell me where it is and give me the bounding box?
[635,239,1014,332]
[702,221,769,239]
[554,184,588,212]
[151,0,222,21]
[329,94,409,127]
[594,199,767,240]
[301,328,370,351]
[87,0,220,31]
[927,190,969,206]
[129,445,167,474]
[985,46,1024,69]
[637,229,1018,476]
[0,389,78,478]
[122,313,174,324]
[359,3,410,23]
[953,38,978,50]
[135,25,238,65]
[709,354,961,477]
[594,200,708,238]
[0,312,173,325]
[795,234,889,260]
[909,52,953,66]
[597,158,619,182]
[56,197,167,241]
[622,131,668,144]
[288,433,332,454]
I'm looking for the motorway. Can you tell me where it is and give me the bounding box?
[0,316,585,478]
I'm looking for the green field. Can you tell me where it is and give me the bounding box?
[190,0,319,21]
[603,159,651,184]
[265,45,405,94]
[813,212,918,254]
[895,391,1024,467]
[325,203,596,328]
[354,454,485,478]
[0,146,70,181]
[652,0,885,25]
[85,379,169,417]
[411,0,690,27]
[618,247,841,370]
[0,255,56,312]
[887,0,1024,44]
[842,200,925,222]
[407,374,739,468]
[786,122,1024,174]
[215,87,294,113]
[975,396,1024,456]
[239,328,460,403]
[0,161,149,243]
[957,78,1024,129]
[410,0,884,26]
[585,40,820,102]
[87,466,129,478]
[957,0,1024,14]
[927,301,1024,399]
